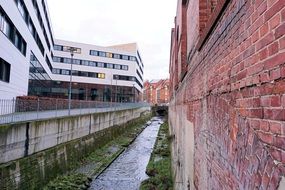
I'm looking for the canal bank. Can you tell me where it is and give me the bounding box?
[0,107,150,190]
[89,117,163,190]
[140,122,173,190]
[44,115,153,189]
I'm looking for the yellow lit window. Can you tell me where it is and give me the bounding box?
[98,73,105,79]
[106,53,113,58]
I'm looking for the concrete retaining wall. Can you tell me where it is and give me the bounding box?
[0,107,150,189]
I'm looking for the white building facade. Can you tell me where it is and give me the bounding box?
[0,0,144,102]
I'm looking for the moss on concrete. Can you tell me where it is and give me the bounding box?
[0,109,150,190]
[140,122,173,190]
[43,114,151,190]
[0,125,10,134]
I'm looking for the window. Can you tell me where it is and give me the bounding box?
[61,70,70,75]
[113,54,120,59]
[0,58,11,83]
[81,60,89,66]
[41,0,54,47]
[13,1,45,55]
[130,56,136,61]
[16,0,28,23]
[122,55,129,60]
[72,70,78,76]
[28,21,35,36]
[53,56,61,62]
[121,65,128,70]
[45,56,52,71]
[0,7,27,56]
[90,50,98,56]
[72,59,81,65]
[0,11,3,29]
[106,52,113,58]
[98,73,105,79]
[2,16,12,38]
[63,58,71,64]
[113,75,119,80]
[114,64,121,70]
[88,72,97,78]
[52,68,60,74]
[97,62,104,67]
[106,63,113,69]
[79,71,88,77]
[99,51,106,57]
[89,61,96,67]
[54,45,63,51]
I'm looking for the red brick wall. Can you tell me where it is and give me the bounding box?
[169,0,285,189]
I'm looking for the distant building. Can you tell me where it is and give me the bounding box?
[143,79,169,105]
[0,0,144,102]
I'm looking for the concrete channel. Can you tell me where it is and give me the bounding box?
[88,116,164,190]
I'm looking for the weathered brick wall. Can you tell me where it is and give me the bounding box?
[169,0,285,189]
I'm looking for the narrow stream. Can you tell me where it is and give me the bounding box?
[89,117,163,190]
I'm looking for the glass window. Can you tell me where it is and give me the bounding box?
[122,55,129,60]
[106,52,113,58]
[21,40,27,55]
[54,45,63,51]
[88,72,97,78]
[63,58,71,64]
[99,51,106,57]
[61,70,70,75]
[17,1,28,23]
[52,68,60,74]
[113,54,120,59]
[14,32,20,49]
[97,62,104,67]
[28,21,35,36]
[98,73,105,79]
[121,65,128,70]
[0,58,11,83]
[72,70,78,76]
[2,17,12,38]
[81,60,89,66]
[130,56,136,61]
[89,61,96,67]
[53,56,61,62]
[114,64,121,69]
[107,63,113,69]
[90,50,98,56]
[79,71,88,77]
[72,59,81,65]
[0,11,3,31]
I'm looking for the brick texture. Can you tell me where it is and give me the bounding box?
[169,0,285,189]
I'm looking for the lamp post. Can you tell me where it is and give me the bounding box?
[115,77,118,103]
[67,47,77,115]
[132,84,135,103]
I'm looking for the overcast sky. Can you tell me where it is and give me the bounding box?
[47,0,177,81]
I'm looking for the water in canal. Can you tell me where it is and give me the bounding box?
[89,117,163,190]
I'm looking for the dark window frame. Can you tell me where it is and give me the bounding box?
[0,57,11,83]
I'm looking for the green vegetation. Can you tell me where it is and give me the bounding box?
[140,122,173,190]
[43,173,90,190]
[44,115,151,190]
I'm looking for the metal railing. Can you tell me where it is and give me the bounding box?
[0,98,150,125]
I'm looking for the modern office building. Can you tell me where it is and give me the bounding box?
[0,0,144,102]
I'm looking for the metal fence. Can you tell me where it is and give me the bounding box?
[0,98,150,125]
